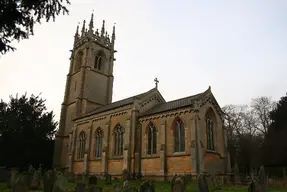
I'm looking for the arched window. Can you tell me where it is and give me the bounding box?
[114,124,124,156]
[77,131,86,159]
[173,118,185,152]
[94,51,105,70]
[206,108,216,151]
[75,51,83,72]
[147,122,157,154]
[94,128,103,158]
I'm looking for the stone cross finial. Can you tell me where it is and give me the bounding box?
[154,78,159,88]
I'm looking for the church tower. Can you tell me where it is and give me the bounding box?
[53,14,116,168]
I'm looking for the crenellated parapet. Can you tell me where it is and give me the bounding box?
[73,13,116,50]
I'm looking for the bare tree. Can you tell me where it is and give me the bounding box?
[251,97,276,136]
[222,104,249,138]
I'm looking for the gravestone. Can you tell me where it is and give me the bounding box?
[172,176,185,192]
[66,171,74,182]
[123,180,130,191]
[184,174,192,184]
[122,169,129,181]
[0,167,8,182]
[233,164,240,184]
[76,183,86,192]
[132,172,136,180]
[197,173,209,192]
[136,172,142,180]
[258,166,267,192]
[89,176,97,186]
[13,174,28,192]
[27,165,36,187]
[211,174,222,191]
[139,180,155,192]
[8,168,19,188]
[30,170,41,190]
[105,173,112,184]
[52,173,68,192]
[248,179,261,192]
[114,184,121,192]
[89,186,103,192]
[38,164,43,175]
[43,170,56,192]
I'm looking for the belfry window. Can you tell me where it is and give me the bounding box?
[173,118,185,152]
[94,128,103,158]
[147,122,157,155]
[77,131,86,159]
[114,124,124,156]
[94,51,105,70]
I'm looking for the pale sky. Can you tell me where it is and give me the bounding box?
[1,0,286,122]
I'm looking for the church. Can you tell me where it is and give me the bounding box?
[53,14,230,179]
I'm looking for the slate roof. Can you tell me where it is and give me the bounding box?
[140,91,205,117]
[84,88,157,117]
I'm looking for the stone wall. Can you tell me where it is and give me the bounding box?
[167,155,192,173]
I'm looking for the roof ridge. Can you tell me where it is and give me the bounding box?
[140,87,210,117]
[164,92,203,104]
[85,87,156,116]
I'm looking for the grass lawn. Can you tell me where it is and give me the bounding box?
[0,179,285,192]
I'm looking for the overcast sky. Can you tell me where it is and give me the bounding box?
[1,0,286,122]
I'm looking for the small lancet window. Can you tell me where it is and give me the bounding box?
[94,128,104,158]
[147,122,157,155]
[206,108,216,151]
[173,118,185,153]
[114,124,124,156]
[77,131,86,159]
[206,118,215,150]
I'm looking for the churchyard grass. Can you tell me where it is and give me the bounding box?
[0,179,285,192]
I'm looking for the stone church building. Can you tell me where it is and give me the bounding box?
[53,14,230,178]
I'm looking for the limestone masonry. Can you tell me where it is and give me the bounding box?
[53,14,231,179]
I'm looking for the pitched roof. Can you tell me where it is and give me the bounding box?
[83,88,157,117]
[140,87,211,117]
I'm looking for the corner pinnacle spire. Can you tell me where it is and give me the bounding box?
[89,12,94,31]
[74,22,80,44]
[81,20,86,37]
[75,23,79,36]
[112,23,116,44]
[88,12,94,37]
[101,20,105,37]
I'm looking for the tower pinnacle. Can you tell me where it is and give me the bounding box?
[74,23,80,44]
[101,20,105,37]
[111,23,116,45]
[88,13,94,37]
[81,20,86,37]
